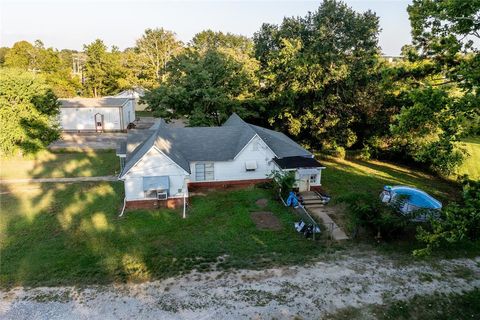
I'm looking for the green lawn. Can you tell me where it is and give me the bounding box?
[327,288,480,320]
[0,183,323,288]
[320,158,459,203]
[0,150,119,179]
[456,136,480,181]
[0,156,465,288]
[135,110,155,117]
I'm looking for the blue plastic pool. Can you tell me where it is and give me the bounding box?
[388,186,442,210]
[380,186,442,220]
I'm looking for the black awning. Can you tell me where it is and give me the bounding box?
[273,156,324,169]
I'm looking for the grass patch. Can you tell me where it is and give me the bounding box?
[320,157,459,204]
[455,136,480,181]
[135,111,155,117]
[0,184,322,288]
[0,150,119,179]
[316,157,480,257]
[326,288,480,320]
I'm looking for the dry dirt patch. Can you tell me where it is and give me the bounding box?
[255,198,268,208]
[251,211,282,230]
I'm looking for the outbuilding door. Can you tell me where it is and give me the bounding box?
[94,113,104,132]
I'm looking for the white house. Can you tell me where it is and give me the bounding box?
[59,97,136,132]
[117,113,325,209]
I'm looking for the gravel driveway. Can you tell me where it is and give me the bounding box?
[1,250,479,319]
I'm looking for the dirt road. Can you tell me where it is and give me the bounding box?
[1,251,479,319]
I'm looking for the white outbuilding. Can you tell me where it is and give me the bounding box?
[114,87,147,111]
[59,97,136,132]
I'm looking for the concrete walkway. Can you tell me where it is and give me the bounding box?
[49,133,127,150]
[300,191,349,241]
[308,207,349,241]
[0,176,118,184]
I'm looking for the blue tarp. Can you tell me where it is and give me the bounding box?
[286,191,299,207]
[143,176,170,191]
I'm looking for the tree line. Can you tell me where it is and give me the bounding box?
[1,0,479,177]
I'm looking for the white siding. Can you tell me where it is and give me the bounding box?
[60,107,122,131]
[60,101,135,131]
[190,135,277,182]
[122,99,136,125]
[124,147,188,200]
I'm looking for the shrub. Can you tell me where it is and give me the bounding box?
[337,192,413,240]
[321,145,346,159]
[414,178,480,256]
[269,170,296,199]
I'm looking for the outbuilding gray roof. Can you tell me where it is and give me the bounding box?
[119,113,313,177]
[59,97,130,108]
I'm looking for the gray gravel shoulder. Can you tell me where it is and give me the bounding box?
[1,251,479,320]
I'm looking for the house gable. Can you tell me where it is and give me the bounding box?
[125,146,189,178]
[190,135,277,182]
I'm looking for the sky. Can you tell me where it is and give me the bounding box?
[0,0,412,56]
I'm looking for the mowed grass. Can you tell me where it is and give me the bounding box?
[0,155,465,288]
[0,183,322,288]
[135,110,154,117]
[0,150,119,179]
[456,136,480,180]
[320,157,459,203]
[327,288,480,320]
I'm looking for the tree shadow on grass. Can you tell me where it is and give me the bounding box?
[1,157,327,289]
[321,158,460,203]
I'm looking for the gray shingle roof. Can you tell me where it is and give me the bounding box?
[249,124,312,158]
[119,113,313,178]
[59,97,130,108]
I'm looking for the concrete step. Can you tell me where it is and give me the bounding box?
[301,194,321,199]
[304,204,325,209]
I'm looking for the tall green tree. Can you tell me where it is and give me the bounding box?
[381,0,480,174]
[4,41,38,70]
[144,47,259,126]
[254,0,381,150]
[191,30,253,54]
[0,47,9,65]
[83,39,125,97]
[4,40,80,97]
[135,28,183,85]
[0,68,61,155]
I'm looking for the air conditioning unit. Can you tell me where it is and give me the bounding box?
[157,191,168,200]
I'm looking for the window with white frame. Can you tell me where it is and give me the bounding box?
[310,174,318,184]
[195,162,214,181]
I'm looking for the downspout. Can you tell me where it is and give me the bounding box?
[118,171,127,217]
[119,196,127,217]
[183,178,188,219]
